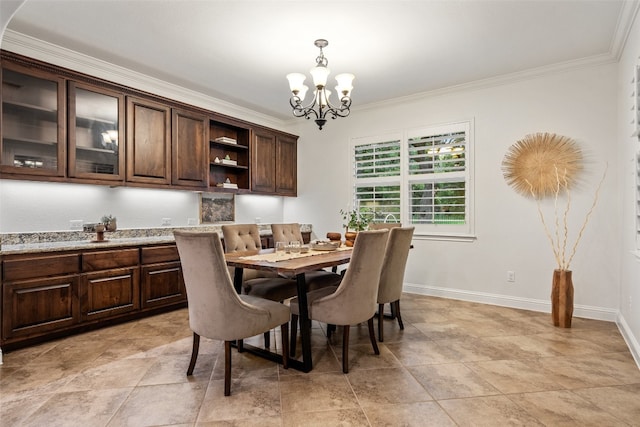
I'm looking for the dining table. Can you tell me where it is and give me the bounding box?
[225,246,353,372]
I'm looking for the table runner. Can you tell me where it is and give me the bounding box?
[240,246,351,262]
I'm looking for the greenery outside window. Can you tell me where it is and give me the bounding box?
[351,121,474,238]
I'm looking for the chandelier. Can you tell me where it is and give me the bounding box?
[286,39,354,130]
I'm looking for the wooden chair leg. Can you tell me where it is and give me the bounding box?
[395,300,404,330]
[237,339,244,352]
[289,314,298,357]
[281,322,289,369]
[378,303,384,342]
[224,340,232,396]
[186,332,200,375]
[264,331,271,348]
[368,317,380,355]
[342,325,350,373]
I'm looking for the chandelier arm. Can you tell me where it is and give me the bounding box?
[318,96,351,120]
[290,96,320,119]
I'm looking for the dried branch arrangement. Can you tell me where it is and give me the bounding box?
[502,132,606,270]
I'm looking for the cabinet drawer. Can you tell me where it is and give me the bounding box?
[141,245,179,264]
[82,248,139,271]
[3,254,80,281]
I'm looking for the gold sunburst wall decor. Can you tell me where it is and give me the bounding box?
[502,132,583,198]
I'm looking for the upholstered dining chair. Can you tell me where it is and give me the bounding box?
[221,224,279,281]
[222,224,298,348]
[376,226,414,342]
[173,231,290,396]
[368,222,402,230]
[271,222,343,289]
[289,229,389,373]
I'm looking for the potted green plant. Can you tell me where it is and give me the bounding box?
[340,207,372,246]
[101,214,117,232]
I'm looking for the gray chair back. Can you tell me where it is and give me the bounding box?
[311,229,389,325]
[221,224,262,252]
[377,227,414,304]
[369,222,402,230]
[221,224,277,281]
[174,231,279,341]
[271,223,304,244]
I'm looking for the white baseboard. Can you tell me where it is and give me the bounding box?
[616,313,640,370]
[403,283,618,321]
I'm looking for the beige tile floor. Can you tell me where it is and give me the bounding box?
[1,295,639,426]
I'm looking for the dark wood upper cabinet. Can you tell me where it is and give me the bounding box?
[1,61,66,177]
[251,129,277,193]
[126,96,171,185]
[1,51,298,195]
[275,133,297,196]
[251,128,297,196]
[68,81,125,181]
[172,108,208,187]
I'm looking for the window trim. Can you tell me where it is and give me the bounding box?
[350,120,475,239]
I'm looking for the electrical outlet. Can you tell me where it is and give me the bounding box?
[187,218,197,226]
[69,219,83,230]
[161,218,172,226]
[255,217,261,224]
[507,271,515,282]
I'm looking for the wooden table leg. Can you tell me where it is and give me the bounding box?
[233,268,244,294]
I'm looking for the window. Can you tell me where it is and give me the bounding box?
[351,121,474,238]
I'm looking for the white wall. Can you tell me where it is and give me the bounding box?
[0,180,284,232]
[290,62,621,321]
[617,10,640,365]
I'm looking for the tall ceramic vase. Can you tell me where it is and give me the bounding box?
[551,269,574,328]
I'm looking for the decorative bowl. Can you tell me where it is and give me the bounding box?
[310,240,340,251]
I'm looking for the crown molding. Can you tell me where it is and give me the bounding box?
[1,30,287,131]
[356,2,639,114]
[356,52,617,114]
[610,0,640,61]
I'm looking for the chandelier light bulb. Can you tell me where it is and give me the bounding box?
[286,73,306,94]
[297,85,309,102]
[310,65,330,88]
[335,73,354,97]
[314,89,331,107]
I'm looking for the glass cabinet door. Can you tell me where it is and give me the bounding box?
[1,64,65,176]
[68,82,124,180]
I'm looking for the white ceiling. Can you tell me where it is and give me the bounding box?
[3,1,636,120]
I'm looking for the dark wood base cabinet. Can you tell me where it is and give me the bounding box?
[2,275,81,343]
[141,245,186,309]
[1,244,186,352]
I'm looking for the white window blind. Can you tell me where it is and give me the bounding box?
[407,125,468,229]
[352,136,402,222]
[351,121,473,237]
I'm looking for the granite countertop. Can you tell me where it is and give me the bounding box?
[0,224,313,255]
[0,236,178,255]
